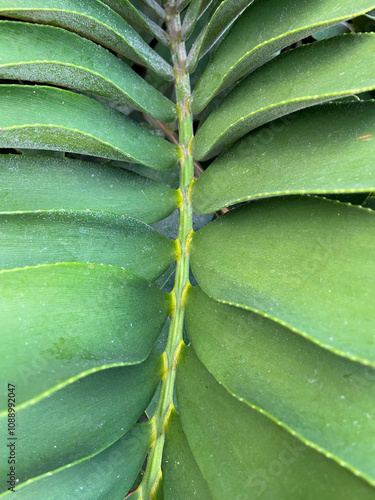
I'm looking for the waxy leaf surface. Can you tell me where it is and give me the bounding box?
[192,0,375,112]
[0,210,175,280]
[190,196,375,365]
[0,359,161,489]
[0,0,173,79]
[0,86,178,169]
[177,347,375,499]
[100,0,168,45]
[187,0,254,71]
[186,287,375,483]
[0,424,152,499]
[0,22,176,122]
[163,409,213,499]
[193,34,375,160]
[0,263,170,407]
[0,155,178,224]
[193,103,375,213]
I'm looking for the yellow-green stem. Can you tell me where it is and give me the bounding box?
[133,2,194,499]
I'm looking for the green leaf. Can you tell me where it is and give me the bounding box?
[0,21,176,122]
[192,102,375,213]
[177,346,375,499]
[0,0,173,80]
[0,423,152,499]
[115,160,180,189]
[0,86,178,169]
[0,263,170,408]
[193,33,375,160]
[186,286,375,484]
[181,0,214,40]
[0,155,178,224]
[192,0,375,113]
[178,0,192,11]
[136,0,166,20]
[0,358,161,489]
[0,210,176,280]
[190,196,375,365]
[163,409,212,499]
[100,0,169,45]
[187,0,254,72]
[1,3,374,498]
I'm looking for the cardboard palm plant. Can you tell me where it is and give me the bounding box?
[1,0,375,498]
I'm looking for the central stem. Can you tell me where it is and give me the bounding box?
[133,3,194,499]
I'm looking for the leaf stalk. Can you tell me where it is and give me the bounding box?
[133,2,194,498]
